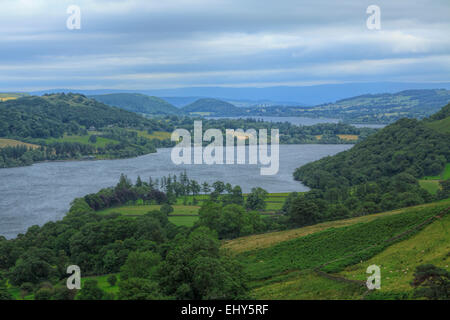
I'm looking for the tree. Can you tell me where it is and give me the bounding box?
[411,264,449,300]
[202,182,211,194]
[118,278,163,300]
[160,204,174,215]
[88,135,97,144]
[120,251,161,281]
[107,275,117,287]
[158,227,248,299]
[245,187,268,211]
[77,279,104,300]
[288,195,319,227]
[437,179,450,200]
[34,288,53,300]
[212,181,225,194]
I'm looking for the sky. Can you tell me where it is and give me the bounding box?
[0,0,449,91]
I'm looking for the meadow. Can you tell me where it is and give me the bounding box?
[95,193,289,227]
[0,138,39,149]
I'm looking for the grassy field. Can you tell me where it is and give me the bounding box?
[426,116,450,134]
[337,134,359,141]
[419,180,441,195]
[338,213,450,295]
[228,198,450,299]
[97,204,200,216]
[168,215,199,227]
[39,134,119,148]
[130,130,171,141]
[0,138,39,149]
[223,199,450,254]
[250,270,365,300]
[95,193,288,227]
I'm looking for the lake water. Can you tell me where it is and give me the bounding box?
[0,144,352,239]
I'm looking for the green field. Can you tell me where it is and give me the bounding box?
[229,199,450,299]
[419,180,441,195]
[38,134,119,148]
[426,116,450,134]
[338,214,450,295]
[95,193,288,227]
[131,130,171,141]
[97,204,200,216]
[0,138,39,149]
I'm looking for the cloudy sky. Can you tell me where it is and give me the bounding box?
[0,0,449,91]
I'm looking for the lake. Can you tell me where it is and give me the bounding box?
[0,144,352,239]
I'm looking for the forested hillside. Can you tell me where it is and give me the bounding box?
[0,93,174,168]
[182,98,241,116]
[290,103,450,222]
[90,93,179,115]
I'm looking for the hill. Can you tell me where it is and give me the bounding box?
[244,89,450,124]
[90,93,179,115]
[0,93,156,139]
[0,93,174,168]
[182,98,241,116]
[228,199,450,299]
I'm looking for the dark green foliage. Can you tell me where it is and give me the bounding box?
[411,264,450,300]
[182,98,241,115]
[120,251,161,281]
[107,275,117,287]
[197,202,266,239]
[34,287,53,300]
[160,204,174,215]
[90,93,179,115]
[118,278,163,300]
[158,227,248,299]
[77,279,104,300]
[291,108,450,221]
[438,179,450,200]
[287,195,319,227]
[245,187,268,211]
[295,119,450,188]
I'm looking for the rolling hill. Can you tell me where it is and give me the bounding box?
[182,98,241,116]
[0,93,155,139]
[90,93,179,115]
[243,89,450,124]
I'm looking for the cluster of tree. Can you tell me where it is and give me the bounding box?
[284,106,450,228]
[411,264,449,300]
[0,175,249,300]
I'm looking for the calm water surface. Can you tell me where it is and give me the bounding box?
[0,144,351,239]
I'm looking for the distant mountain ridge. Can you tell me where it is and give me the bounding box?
[28,82,450,105]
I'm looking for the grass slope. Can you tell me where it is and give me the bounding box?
[0,138,39,149]
[339,213,449,295]
[231,199,450,299]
